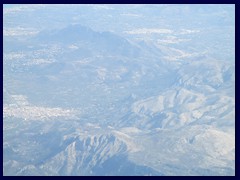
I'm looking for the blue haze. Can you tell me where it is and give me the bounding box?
[3,4,235,176]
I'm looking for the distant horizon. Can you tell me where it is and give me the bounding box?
[3,4,19,8]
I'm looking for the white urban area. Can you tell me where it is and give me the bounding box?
[3,4,235,176]
[3,95,77,120]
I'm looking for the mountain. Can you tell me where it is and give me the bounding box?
[3,4,235,176]
[34,24,141,58]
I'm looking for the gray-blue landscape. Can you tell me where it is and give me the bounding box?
[3,4,235,176]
